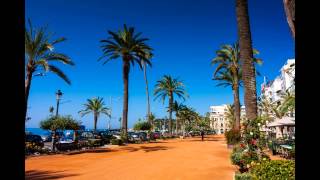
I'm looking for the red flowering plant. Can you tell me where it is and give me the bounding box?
[230,117,270,173]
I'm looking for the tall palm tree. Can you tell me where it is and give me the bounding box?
[141,53,153,123]
[211,42,262,131]
[154,75,188,134]
[25,19,74,120]
[78,97,111,131]
[283,0,295,39]
[236,0,258,120]
[99,24,153,138]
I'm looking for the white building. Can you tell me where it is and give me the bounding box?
[260,58,295,104]
[209,104,246,134]
[260,58,295,117]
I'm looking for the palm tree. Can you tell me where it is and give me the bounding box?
[258,95,274,119]
[283,0,295,39]
[99,24,153,138]
[236,0,258,120]
[148,112,156,129]
[49,106,54,116]
[25,19,74,120]
[141,53,153,123]
[225,104,236,129]
[154,75,188,135]
[171,101,185,134]
[211,42,262,131]
[78,97,111,131]
[279,90,295,117]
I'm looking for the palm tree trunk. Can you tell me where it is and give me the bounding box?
[143,65,151,123]
[233,83,241,131]
[25,62,34,121]
[122,60,130,140]
[51,130,56,151]
[236,0,258,120]
[168,92,173,135]
[283,0,295,39]
[176,118,178,135]
[94,113,98,131]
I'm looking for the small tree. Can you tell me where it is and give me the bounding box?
[133,120,152,131]
[40,115,81,151]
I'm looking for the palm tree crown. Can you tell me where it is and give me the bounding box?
[154,75,188,103]
[78,97,111,131]
[25,19,75,84]
[99,24,152,68]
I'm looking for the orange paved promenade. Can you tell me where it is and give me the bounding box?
[26,135,236,180]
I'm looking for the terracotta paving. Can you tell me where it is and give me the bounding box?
[25,135,236,180]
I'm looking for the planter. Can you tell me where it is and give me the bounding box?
[227,144,234,149]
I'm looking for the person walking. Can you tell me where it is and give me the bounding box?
[200,130,204,141]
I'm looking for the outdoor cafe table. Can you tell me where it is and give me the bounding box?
[279,145,292,158]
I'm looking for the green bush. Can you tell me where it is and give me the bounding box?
[225,129,241,145]
[235,172,255,180]
[133,120,152,131]
[250,160,295,180]
[111,139,123,145]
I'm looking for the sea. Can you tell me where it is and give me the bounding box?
[25,128,75,136]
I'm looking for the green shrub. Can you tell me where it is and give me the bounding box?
[250,160,295,180]
[235,172,255,180]
[111,139,123,145]
[225,129,241,145]
[133,121,152,131]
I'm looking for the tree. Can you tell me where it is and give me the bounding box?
[148,112,156,129]
[279,90,295,117]
[225,104,236,129]
[40,115,81,151]
[283,0,295,39]
[133,120,152,131]
[49,106,54,116]
[141,53,153,123]
[236,0,258,120]
[99,24,153,139]
[25,19,74,120]
[211,42,262,130]
[154,75,188,134]
[78,97,111,131]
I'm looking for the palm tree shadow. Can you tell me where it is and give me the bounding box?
[25,170,78,180]
[120,145,171,153]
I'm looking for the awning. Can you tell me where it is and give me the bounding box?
[266,117,295,127]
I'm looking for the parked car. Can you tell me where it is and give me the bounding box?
[128,132,140,142]
[138,132,148,141]
[79,131,104,146]
[188,131,200,136]
[152,132,161,139]
[41,134,52,142]
[97,130,114,144]
[25,134,44,148]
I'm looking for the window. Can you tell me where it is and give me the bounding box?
[221,123,223,127]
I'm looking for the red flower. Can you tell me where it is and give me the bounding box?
[251,139,257,145]
[240,143,245,148]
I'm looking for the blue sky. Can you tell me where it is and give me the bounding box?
[25,0,294,129]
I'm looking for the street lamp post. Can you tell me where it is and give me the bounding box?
[55,90,63,117]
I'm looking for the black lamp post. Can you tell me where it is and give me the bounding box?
[55,90,63,117]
